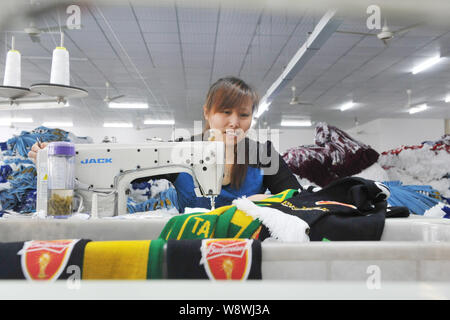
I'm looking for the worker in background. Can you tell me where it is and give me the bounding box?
[172,76,301,212]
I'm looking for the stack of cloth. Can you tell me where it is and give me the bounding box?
[160,177,403,243]
[127,178,179,214]
[383,181,450,218]
[378,135,450,218]
[379,134,450,199]
[0,127,73,215]
[283,122,380,187]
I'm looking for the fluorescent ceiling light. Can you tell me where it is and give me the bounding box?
[108,102,148,109]
[255,100,271,118]
[0,101,68,110]
[103,122,133,128]
[12,117,33,123]
[0,117,33,124]
[445,95,450,103]
[144,119,175,125]
[412,56,443,74]
[280,120,312,127]
[340,101,354,112]
[42,121,73,127]
[409,104,428,114]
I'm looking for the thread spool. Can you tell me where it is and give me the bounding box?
[50,46,70,86]
[3,36,21,87]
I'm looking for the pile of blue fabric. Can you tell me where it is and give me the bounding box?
[127,179,179,214]
[383,180,449,216]
[0,127,71,215]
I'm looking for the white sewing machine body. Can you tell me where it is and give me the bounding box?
[36,141,225,216]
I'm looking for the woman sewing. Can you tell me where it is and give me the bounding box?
[172,76,301,212]
[28,76,302,213]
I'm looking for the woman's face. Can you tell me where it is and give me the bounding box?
[204,103,253,145]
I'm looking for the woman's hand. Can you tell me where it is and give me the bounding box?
[28,142,48,163]
[247,194,271,201]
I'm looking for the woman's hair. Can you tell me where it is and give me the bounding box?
[203,77,259,190]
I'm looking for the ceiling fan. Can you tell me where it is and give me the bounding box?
[402,89,448,112]
[103,82,125,103]
[6,20,81,43]
[288,86,313,106]
[336,18,422,46]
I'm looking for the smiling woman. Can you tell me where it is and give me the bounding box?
[202,77,259,189]
[172,77,302,213]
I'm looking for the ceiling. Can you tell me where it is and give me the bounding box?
[0,0,450,131]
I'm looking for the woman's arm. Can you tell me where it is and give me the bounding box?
[261,140,301,194]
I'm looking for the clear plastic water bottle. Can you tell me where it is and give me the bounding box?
[47,142,75,218]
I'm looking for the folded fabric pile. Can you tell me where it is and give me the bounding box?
[283,122,380,187]
[0,127,73,215]
[127,178,179,214]
[379,134,450,198]
[161,177,398,242]
[382,181,447,215]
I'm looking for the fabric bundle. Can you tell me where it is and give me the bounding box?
[3,126,70,158]
[127,179,179,214]
[249,177,392,241]
[383,180,448,216]
[0,157,36,213]
[379,134,450,198]
[283,122,379,187]
[161,178,396,242]
[0,126,73,215]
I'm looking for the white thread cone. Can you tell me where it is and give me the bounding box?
[3,50,21,87]
[50,47,70,85]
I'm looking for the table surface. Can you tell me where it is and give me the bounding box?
[1,280,449,300]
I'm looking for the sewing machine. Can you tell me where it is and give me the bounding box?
[36,141,225,216]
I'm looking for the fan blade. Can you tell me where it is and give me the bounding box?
[110,95,125,101]
[42,25,82,32]
[290,101,313,106]
[394,23,423,35]
[29,34,40,43]
[335,30,376,36]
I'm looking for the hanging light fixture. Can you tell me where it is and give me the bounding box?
[30,32,88,102]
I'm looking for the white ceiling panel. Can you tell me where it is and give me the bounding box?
[138,20,179,33]
[143,32,179,44]
[129,4,176,21]
[1,2,450,129]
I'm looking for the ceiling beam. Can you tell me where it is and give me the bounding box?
[255,9,342,118]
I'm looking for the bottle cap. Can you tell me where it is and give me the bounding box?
[47,141,75,156]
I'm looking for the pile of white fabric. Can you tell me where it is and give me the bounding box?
[378,135,450,198]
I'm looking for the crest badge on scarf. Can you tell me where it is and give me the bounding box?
[18,239,79,281]
[200,239,252,280]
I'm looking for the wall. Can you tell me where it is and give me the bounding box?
[2,118,444,155]
[347,118,445,152]
[0,124,175,144]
